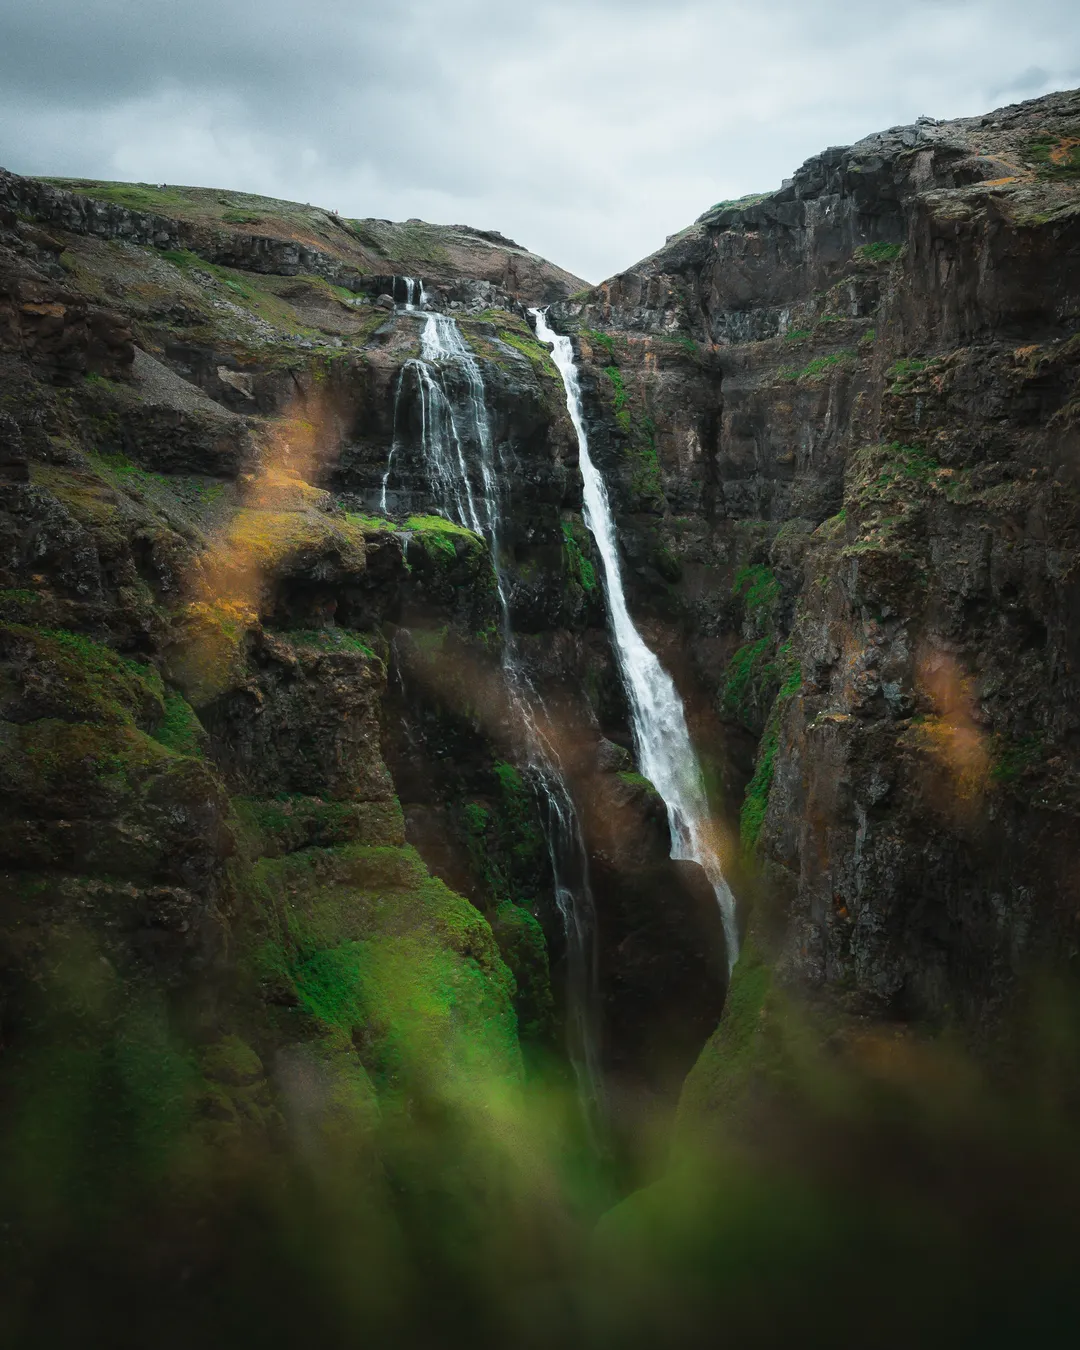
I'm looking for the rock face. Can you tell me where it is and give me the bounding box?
[1,85,1078,1179]
[560,86,1080,1034]
[0,160,720,1140]
[0,171,586,306]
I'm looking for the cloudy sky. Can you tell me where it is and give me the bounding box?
[1,1,1077,282]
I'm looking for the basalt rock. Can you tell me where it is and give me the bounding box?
[564,85,1080,1038]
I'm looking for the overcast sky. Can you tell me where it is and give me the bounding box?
[1,1,1077,282]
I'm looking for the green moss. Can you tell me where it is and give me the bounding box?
[784,329,813,342]
[150,690,206,757]
[1026,130,1080,180]
[678,940,773,1121]
[405,514,481,541]
[0,718,218,856]
[617,771,661,798]
[239,841,521,1095]
[286,628,379,660]
[991,733,1045,783]
[662,334,699,356]
[345,512,396,532]
[295,932,519,1092]
[854,241,904,263]
[778,351,857,382]
[492,901,554,1045]
[849,443,940,514]
[739,643,801,851]
[497,329,560,380]
[732,565,780,619]
[887,357,928,387]
[234,794,404,855]
[582,329,616,359]
[0,623,165,730]
[707,192,769,212]
[165,598,254,707]
[463,801,491,834]
[492,762,544,871]
[0,589,42,623]
[603,365,632,434]
[720,637,773,729]
[222,506,367,576]
[626,418,664,508]
[562,520,597,593]
[200,1035,263,1086]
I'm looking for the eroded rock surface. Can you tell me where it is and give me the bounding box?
[558,86,1080,1036]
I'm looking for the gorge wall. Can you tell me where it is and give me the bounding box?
[1,85,1079,1226]
[0,157,723,1191]
[553,89,1080,1099]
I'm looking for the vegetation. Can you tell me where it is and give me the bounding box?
[150,690,206,757]
[778,351,857,382]
[662,333,699,356]
[854,241,904,263]
[720,636,773,729]
[1027,130,1080,179]
[707,191,770,212]
[603,365,631,433]
[739,641,801,849]
[562,520,598,593]
[582,328,616,359]
[991,732,1045,783]
[887,356,929,387]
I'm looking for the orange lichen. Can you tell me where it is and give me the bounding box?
[1048,136,1080,166]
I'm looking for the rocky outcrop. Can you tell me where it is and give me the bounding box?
[0,169,586,305]
[0,146,727,1173]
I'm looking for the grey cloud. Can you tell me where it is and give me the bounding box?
[1,0,1078,281]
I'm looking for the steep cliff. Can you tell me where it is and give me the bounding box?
[0,161,724,1187]
[3,85,1080,1348]
[558,88,1080,1078]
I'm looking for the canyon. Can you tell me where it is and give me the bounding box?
[1,84,1079,1346]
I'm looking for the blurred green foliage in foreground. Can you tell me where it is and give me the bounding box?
[3,933,1080,1350]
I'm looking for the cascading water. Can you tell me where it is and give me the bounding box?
[396,275,425,310]
[381,307,602,1116]
[531,308,740,971]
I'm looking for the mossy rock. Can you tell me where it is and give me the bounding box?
[238,841,521,1100]
[0,718,233,883]
[492,900,555,1045]
[164,599,255,707]
[0,623,165,729]
[200,1033,264,1087]
[234,794,405,856]
[150,690,208,758]
[220,505,367,579]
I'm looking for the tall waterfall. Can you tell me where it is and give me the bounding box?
[531,309,740,971]
[382,309,602,1113]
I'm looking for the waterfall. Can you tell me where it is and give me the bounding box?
[531,308,740,971]
[382,308,603,1116]
[396,276,425,310]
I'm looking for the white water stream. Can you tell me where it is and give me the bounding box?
[381,307,602,1115]
[531,308,740,970]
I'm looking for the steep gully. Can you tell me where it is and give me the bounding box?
[379,289,738,1114]
[531,308,739,970]
[380,292,603,1116]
